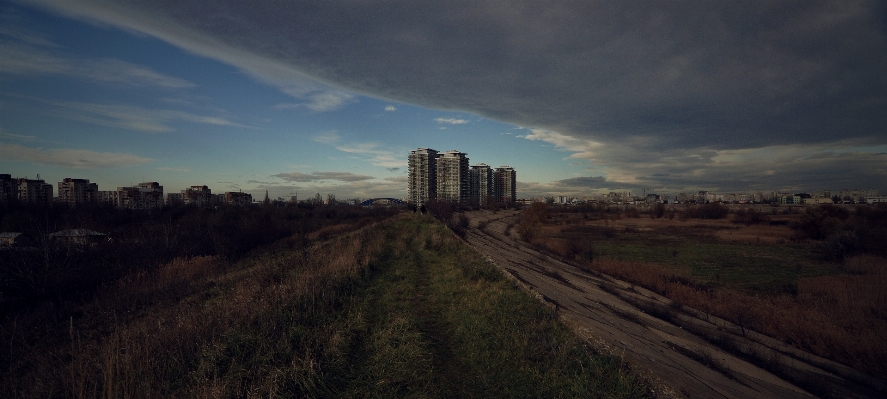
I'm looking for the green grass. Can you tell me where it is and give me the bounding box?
[560,225,841,294]
[341,216,647,398]
[4,215,648,398]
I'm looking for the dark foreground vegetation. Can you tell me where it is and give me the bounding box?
[519,202,887,388]
[0,202,395,308]
[1,208,647,398]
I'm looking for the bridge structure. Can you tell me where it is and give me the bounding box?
[359,198,408,206]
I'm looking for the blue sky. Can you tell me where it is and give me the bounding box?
[3,1,887,199]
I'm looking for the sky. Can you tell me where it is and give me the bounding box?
[2,1,886,201]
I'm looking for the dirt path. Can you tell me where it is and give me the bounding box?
[463,210,884,399]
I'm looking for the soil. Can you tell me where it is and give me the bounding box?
[463,209,886,399]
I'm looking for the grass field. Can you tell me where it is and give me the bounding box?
[528,208,887,379]
[2,214,647,398]
[561,223,840,294]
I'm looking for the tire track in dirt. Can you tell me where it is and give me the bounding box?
[463,210,884,399]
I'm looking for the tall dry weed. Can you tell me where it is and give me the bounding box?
[579,255,887,377]
[4,221,389,398]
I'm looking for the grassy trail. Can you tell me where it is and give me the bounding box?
[341,215,647,398]
[3,215,647,398]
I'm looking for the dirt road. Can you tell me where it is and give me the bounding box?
[462,210,884,399]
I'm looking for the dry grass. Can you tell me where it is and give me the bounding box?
[3,222,387,398]
[712,224,795,244]
[531,207,886,378]
[4,214,649,398]
[578,255,887,378]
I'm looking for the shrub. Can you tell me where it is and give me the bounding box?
[447,213,470,238]
[564,236,595,262]
[650,203,665,219]
[821,230,860,261]
[685,203,729,219]
[792,205,847,239]
[731,208,769,225]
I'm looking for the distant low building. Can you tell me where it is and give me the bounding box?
[48,229,109,246]
[0,232,24,247]
[225,191,252,206]
[867,196,887,204]
[804,197,834,205]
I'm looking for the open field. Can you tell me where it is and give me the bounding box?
[547,215,840,294]
[492,204,886,398]
[1,213,646,398]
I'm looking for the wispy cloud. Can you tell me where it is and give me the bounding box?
[311,131,341,145]
[0,131,36,141]
[434,117,468,125]
[273,171,375,182]
[30,98,252,132]
[0,23,59,48]
[334,142,402,168]
[1,143,153,169]
[0,41,194,89]
[157,166,190,172]
[274,90,356,112]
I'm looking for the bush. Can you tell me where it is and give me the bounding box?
[820,230,860,261]
[650,203,665,219]
[685,203,729,219]
[447,213,470,238]
[732,208,769,225]
[792,205,848,239]
[423,200,456,223]
[564,236,595,262]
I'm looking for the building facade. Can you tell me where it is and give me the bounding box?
[470,163,493,207]
[225,191,253,206]
[17,177,53,204]
[58,178,98,206]
[96,182,163,209]
[436,150,470,204]
[182,185,214,207]
[493,166,516,204]
[121,183,163,209]
[96,190,120,207]
[408,148,439,204]
[0,174,16,205]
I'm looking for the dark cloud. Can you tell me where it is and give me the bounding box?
[554,176,640,191]
[29,1,887,151]
[24,0,887,193]
[273,171,375,183]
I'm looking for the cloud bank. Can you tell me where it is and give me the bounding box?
[18,0,887,192]
[1,143,154,168]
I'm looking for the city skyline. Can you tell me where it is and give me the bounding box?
[2,171,880,207]
[2,1,886,200]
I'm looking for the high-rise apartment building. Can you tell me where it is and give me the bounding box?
[97,182,164,209]
[58,178,98,206]
[17,177,53,204]
[0,174,16,205]
[225,191,253,206]
[436,150,470,204]
[182,185,214,207]
[470,163,493,207]
[408,148,439,204]
[494,166,516,203]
